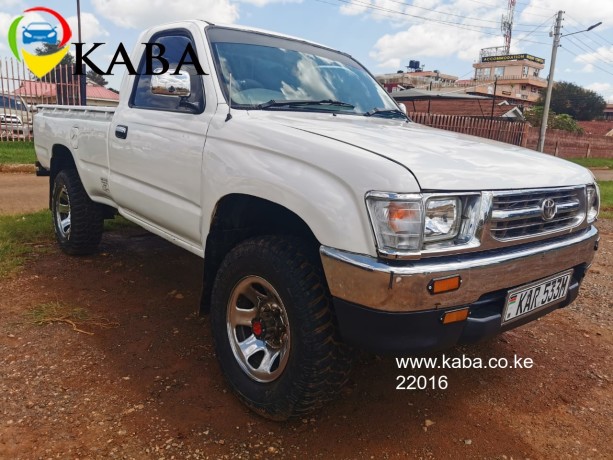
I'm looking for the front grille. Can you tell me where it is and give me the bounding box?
[490,187,585,241]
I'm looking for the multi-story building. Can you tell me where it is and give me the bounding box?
[471,46,547,105]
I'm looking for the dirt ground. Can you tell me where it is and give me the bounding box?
[0,173,611,459]
[0,173,47,215]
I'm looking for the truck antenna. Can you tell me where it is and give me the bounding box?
[226,73,233,122]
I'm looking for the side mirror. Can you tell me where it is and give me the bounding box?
[398,102,408,116]
[151,70,191,97]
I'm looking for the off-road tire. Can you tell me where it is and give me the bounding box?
[210,236,352,420]
[51,169,104,255]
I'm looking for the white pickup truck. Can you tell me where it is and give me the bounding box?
[34,20,600,420]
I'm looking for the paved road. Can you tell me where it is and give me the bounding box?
[592,169,613,181]
[0,173,48,215]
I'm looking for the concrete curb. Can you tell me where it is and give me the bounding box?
[0,164,36,173]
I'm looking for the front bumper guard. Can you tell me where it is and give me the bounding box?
[320,226,599,313]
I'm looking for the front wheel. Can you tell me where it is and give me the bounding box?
[210,236,352,420]
[51,169,103,255]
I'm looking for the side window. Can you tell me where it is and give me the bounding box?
[131,33,205,113]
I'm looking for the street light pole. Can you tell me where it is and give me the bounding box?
[537,15,602,153]
[77,0,86,106]
[537,10,563,153]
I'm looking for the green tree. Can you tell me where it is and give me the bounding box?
[542,81,606,121]
[86,70,108,87]
[551,113,583,133]
[524,106,583,134]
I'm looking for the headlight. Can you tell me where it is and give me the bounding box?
[365,194,423,252]
[47,32,55,37]
[586,184,600,223]
[366,192,480,255]
[24,32,32,37]
[424,197,461,242]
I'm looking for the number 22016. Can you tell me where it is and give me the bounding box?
[396,375,448,390]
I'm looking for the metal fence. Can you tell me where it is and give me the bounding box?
[0,57,81,142]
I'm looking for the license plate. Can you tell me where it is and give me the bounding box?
[502,270,572,324]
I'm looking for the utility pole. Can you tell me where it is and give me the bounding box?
[537,10,563,153]
[77,0,87,106]
[490,76,498,119]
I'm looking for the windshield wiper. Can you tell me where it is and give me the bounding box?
[364,108,407,119]
[256,99,355,110]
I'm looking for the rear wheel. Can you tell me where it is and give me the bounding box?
[51,169,103,255]
[210,236,352,420]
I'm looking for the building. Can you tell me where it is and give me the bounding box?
[471,47,547,105]
[391,88,524,119]
[376,70,458,93]
[13,80,120,107]
[604,103,613,121]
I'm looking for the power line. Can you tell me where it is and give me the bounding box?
[325,0,550,41]
[463,0,553,18]
[560,45,613,77]
[377,0,550,29]
[565,14,613,48]
[513,13,556,47]
[565,35,613,65]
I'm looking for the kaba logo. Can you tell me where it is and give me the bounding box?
[74,42,208,76]
[8,6,72,78]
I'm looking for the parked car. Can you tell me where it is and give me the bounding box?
[33,20,600,420]
[22,22,57,45]
[0,94,33,138]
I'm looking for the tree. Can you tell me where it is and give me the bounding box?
[542,81,606,121]
[524,105,583,134]
[86,70,108,87]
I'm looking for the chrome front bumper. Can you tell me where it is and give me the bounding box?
[320,226,599,312]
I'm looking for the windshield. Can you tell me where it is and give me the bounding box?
[27,23,53,31]
[207,27,400,116]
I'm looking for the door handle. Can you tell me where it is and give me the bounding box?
[115,125,128,139]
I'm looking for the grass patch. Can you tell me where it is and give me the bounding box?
[598,181,613,219]
[0,210,53,277]
[104,214,139,232]
[568,158,613,169]
[26,301,118,335]
[0,141,36,165]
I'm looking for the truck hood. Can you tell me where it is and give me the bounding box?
[263,114,593,191]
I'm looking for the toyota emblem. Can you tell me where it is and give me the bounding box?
[541,199,557,221]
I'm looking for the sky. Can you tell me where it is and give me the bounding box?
[0,0,612,102]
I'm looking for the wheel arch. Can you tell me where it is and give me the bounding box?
[48,144,77,209]
[200,193,320,315]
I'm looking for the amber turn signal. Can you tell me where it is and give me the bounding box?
[441,308,470,325]
[428,275,462,295]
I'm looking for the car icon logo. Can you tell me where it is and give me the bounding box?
[541,199,557,221]
[22,22,58,45]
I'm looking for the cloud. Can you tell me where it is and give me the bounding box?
[339,0,370,16]
[585,82,613,102]
[586,82,611,93]
[341,0,510,71]
[519,0,613,28]
[571,45,613,75]
[91,0,238,29]
[0,0,21,8]
[67,12,109,42]
[370,22,501,70]
[238,0,302,6]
